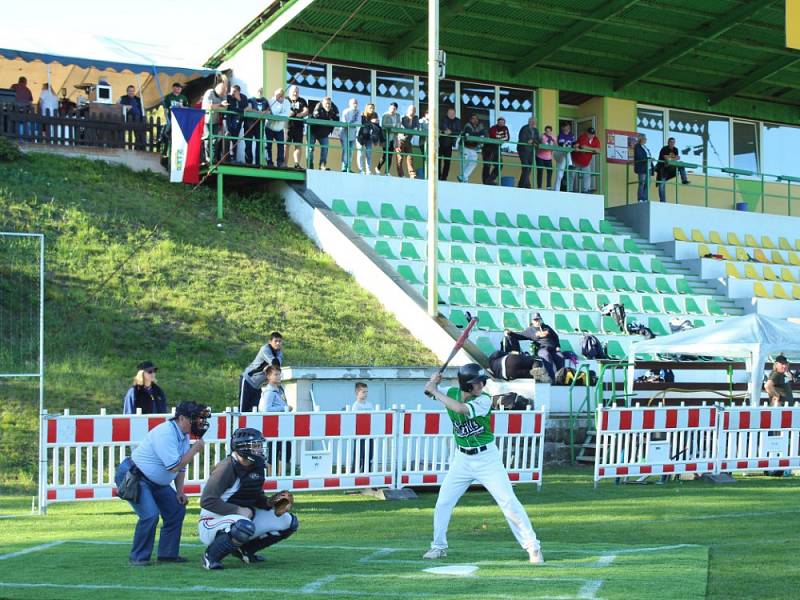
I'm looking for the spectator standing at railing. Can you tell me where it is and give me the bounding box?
[536,125,556,190]
[553,122,575,192]
[356,103,382,175]
[633,133,652,202]
[286,85,309,169]
[341,98,360,173]
[483,116,509,185]
[418,109,430,175]
[240,331,284,413]
[123,361,168,415]
[265,88,288,168]
[377,102,401,175]
[396,104,419,178]
[160,82,189,158]
[458,113,485,183]
[38,83,59,141]
[308,96,339,170]
[438,106,461,181]
[764,355,793,407]
[258,366,292,476]
[120,85,143,119]
[244,88,270,166]
[11,76,33,106]
[202,81,228,164]
[571,127,600,193]
[224,85,248,163]
[350,382,374,472]
[656,137,679,202]
[516,116,541,189]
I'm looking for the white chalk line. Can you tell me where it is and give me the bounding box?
[359,547,397,562]
[0,515,21,519]
[0,541,65,561]
[634,508,800,524]
[577,579,604,600]
[300,574,340,593]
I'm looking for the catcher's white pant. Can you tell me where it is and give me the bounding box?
[430,444,539,551]
[198,508,292,546]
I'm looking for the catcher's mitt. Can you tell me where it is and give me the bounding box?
[271,491,294,516]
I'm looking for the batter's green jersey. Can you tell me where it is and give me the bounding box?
[445,387,494,448]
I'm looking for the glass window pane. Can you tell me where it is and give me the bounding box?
[375,71,415,116]
[418,77,456,118]
[732,121,759,173]
[286,59,327,103]
[498,87,535,146]
[636,107,665,161]
[762,123,800,178]
[668,110,730,174]
[459,82,495,132]
[331,64,372,116]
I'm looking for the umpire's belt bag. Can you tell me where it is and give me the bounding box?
[118,461,143,503]
[458,445,488,456]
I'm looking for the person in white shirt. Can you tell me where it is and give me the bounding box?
[259,366,292,475]
[350,382,374,472]
[267,88,288,167]
[38,83,59,140]
[341,98,360,172]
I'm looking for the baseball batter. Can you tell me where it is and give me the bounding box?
[199,428,298,569]
[422,364,543,564]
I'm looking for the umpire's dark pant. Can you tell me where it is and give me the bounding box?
[239,376,261,413]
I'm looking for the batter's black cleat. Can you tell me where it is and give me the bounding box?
[202,552,224,570]
[232,548,266,564]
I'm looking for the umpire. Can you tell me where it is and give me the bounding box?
[114,401,209,566]
[239,332,283,412]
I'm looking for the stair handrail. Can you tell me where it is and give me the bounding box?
[568,362,594,464]
[596,360,636,408]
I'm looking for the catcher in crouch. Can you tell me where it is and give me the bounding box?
[199,428,298,569]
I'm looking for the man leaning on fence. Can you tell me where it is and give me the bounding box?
[765,355,793,407]
[202,81,228,164]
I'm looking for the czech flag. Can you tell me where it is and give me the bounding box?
[170,107,205,184]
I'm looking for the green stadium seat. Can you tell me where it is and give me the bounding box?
[685,298,703,315]
[578,314,601,333]
[707,299,724,316]
[570,273,589,290]
[353,219,374,237]
[450,245,470,263]
[449,288,470,306]
[574,293,593,311]
[438,247,446,261]
[559,217,578,232]
[499,270,518,286]
[517,214,536,229]
[423,267,445,285]
[561,234,580,251]
[378,220,399,237]
[559,339,576,354]
[608,256,626,272]
[623,238,642,254]
[501,290,520,308]
[476,337,497,355]
[523,271,541,287]
[357,201,378,218]
[474,228,494,245]
[473,210,493,227]
[592,274,611,291]
[612,275,633,292]
[376,241,397,259]
[642,296,661,314]
[629,256,648,273]
[663,297,682,314]
[520,250,539,267]
[651,258,667,274]
[603,238,622,254]
[540,232,559,249]
[475,247,494,264]
[448,309,469,328]
[550,291,569,310]
[421,287,443,304]
[397,265,421,285]
[596,293,611,308]
[676,279,694,295]
[477,310,500,330]
[475,268,495,287]
[450,209,470,225]
[495,212,514,228]
[602,315,621,334]
[401,222,423,240]
[605,340,626,359]
[438,227,450,242]
[581,236,601,252]
[547,271,567,289]
[544,252,562,268]
[476,288,496,307]
[648,318,669,337]
[496,230,515,246]
[586,254,605,271]
[450,226,470,244]
[554,314,573,332]
[438,210,450,223]
[565,252,584,270]
[400,242,420,260]
[693,318,707,328]
[518,232,538,248]
[579,218,598,234]
[332,199,352,216]
[525,290,545,309]
[380,203,401,220]
[599,220,615,235]
[538,215,557,231]
[405,205,425,222]
[503,312,525,330]
[499,248,518,265]
[635,276,655,294]
[449,267,469,286]
[655,277,675,294]
[620,294,640,312]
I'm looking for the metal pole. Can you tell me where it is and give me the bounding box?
[426,0,439,317]
[38,234,45,515]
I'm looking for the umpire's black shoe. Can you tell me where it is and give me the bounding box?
[157,556,189,563]
[202,552,224,570]
[232,548,266,564]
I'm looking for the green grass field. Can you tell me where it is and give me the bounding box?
[1,468,798,599]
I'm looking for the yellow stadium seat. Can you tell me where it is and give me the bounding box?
[697,244,711,258]
[754,249,770,263]
[779,236,792,251]
[789,251,800,267]
[736,247,751,261]
[754,282,771,298]
[774,284,791,300]
[795,239,800,252]
[727,232,743,246]
[761,235,776,249]
[780,267,797,283]
[716,246,733,261]
[725,263,742,279]
[673,227,689,242]
[793,285,800,301]
[771,250,786,265]
[745,234,760,248]
[744,264,763,280]
[691,229,705,243]
[709,230,725,245]
[763,266,779,281]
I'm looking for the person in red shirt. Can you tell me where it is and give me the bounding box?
[482,116,510,185]
[571,127,600,193]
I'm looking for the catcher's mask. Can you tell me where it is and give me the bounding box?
[231,427,265,462]
[173,401,211,437]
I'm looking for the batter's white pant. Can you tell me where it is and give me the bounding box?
[430,444,539,552]
[198,508,292,546]
[462,147,478,180]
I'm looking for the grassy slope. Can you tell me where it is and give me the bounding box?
[1,468,798,599]
[0,153,435,490]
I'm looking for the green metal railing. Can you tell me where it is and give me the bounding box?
[568,363,594,464]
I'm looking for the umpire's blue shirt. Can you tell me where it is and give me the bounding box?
[131,419,189,485]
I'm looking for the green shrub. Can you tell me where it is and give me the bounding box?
[0,136,22,162]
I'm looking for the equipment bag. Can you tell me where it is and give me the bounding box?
[554,366,576,385]
[581,334,607,359]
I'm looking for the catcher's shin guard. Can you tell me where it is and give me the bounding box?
[240,514,299,556]
[203,519,255,569]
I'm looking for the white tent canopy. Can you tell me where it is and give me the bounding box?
[629,313,800,405]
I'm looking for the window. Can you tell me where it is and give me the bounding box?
[459,82,495,133]
[668,110,730,173]
[286,59,327,103]
[418,77,457,118]
[636,107,664,164]
[375,71,415,116]
[762,123,800,178]
[331,64,372,116]
[498,86,535,146]
[732,121,759,173]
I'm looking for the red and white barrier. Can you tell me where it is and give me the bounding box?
[717,405,800,473]
[594,404,719,483]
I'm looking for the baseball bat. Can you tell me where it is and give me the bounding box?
[425,313,479,396]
